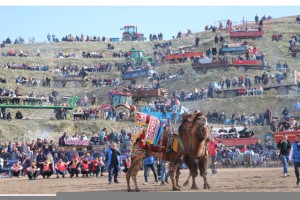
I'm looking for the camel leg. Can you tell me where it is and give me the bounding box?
[175,165,181,188]
[169,162,181,191]
[198,156,211,189]
[183,173,191,187]
[184,156,198,190]
[126,159,143,192]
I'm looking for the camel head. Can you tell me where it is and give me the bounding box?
[194,112,206,127]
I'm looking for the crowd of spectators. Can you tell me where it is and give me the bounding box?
[5,62,48,71]
[61,34,107,42]
[1,49,28,57]
[205,108,273,126]
[0,128,133,179]
[92,77,119,87]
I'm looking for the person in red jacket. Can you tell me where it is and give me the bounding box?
[208,138,218,175]
[81,157,90,178]
[240,145,248,153]
[41,160,53,179]
[55,159,68,178]
[91,157,103,177]
[68,157,80,178]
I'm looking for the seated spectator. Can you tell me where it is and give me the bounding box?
[240,145,248,153]
[81,157,90,178]
[15,110,23,119]
[91,157,102,177]
[218,126,228,133]
[41,160,53,179]
[27,161,39,180]
[10,161,23,177]
[68,157,80,178]
[55,159,68,178]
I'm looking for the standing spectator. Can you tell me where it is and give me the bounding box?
[208,138,218,175]
[36,49,40,57]
[106,142,121,184]
[143,156,158,185]
[195,36,200,47]
[277,135,291,177]
[214,35,219,45]
[289,135,300,187]
[264,108,272,126]
[255,14,259,25]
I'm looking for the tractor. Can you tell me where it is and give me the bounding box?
[120,26,144,41]
[90,92,136,121]
[125,49,155,67]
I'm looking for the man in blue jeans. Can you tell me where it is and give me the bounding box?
[143,156,158,185]
[277,134,291,177]
[289,135,300,187]
[106,142,121,184]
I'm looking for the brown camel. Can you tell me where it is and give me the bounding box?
[126,112,211,192]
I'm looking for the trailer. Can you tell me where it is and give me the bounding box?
[130,88,168,99]
[192,58,268,74]
[192,58,230,74]
[165,51,204,64]
[219,45,247,56]
[121,68,150,80]
[273,131,299,144]
[215,138,259,147]
[229,20,264,39]
[53,76,88,87]
[214,83,298,98]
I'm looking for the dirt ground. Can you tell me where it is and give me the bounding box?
[0,167,299,194]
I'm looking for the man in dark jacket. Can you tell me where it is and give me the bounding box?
[289,135,300,186]
[106,142,121,184]
[277,135,291,177]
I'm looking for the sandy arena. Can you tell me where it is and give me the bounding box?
[0,167,299,194]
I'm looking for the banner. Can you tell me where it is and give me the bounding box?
[146,116,160,144]
[134,112,147,126]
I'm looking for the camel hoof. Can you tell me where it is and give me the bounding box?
[183,181,189,187]
[127,189,132,192]
[173,186,181,191]
[135,188,141,192]
[204,184,211,189]
[191,185,199,190]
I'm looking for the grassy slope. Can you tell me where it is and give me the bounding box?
[0,15,299,142]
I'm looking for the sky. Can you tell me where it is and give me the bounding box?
[0,6,299,42]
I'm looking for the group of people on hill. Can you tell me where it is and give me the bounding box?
[149,33,163,41]
[60,34,107,42]
[205,108,273,126]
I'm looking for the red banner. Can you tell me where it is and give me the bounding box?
[146,116,160,144]
[134,112,147,126]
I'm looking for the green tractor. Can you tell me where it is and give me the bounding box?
[126,49,156,67]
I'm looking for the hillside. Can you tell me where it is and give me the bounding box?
[0,15,299,142]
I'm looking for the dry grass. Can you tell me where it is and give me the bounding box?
[0,15,300,141]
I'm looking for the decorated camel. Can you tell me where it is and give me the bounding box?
[126,112,211,192]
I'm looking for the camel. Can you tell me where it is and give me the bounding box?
[126,112,211,192]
